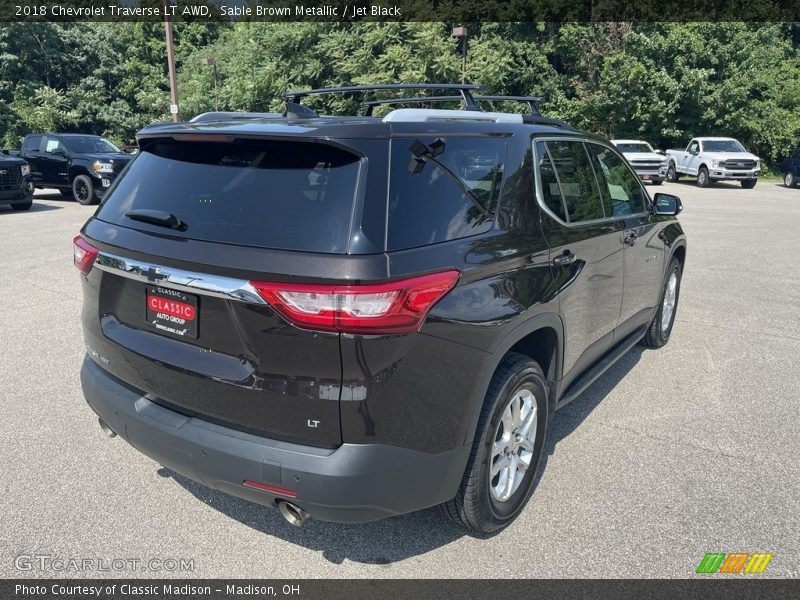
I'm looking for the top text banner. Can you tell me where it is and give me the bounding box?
[4,0,800,22]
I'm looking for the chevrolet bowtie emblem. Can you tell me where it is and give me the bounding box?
[146,267,167,282]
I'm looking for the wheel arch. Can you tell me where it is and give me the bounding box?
[68,164,91,182]
[461,312,564,446]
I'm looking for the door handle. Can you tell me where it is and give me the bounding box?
[552,250,576,266]
[624,232,638,246]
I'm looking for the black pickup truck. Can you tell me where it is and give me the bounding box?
[16,134,133,205]
[0,152,34,211]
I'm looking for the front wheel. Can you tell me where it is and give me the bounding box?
[72,174,97,205]
[651,179,663,186]
[642,257,682,348]
[740,178,757,189]
[11,199,33,211]
[784,172,796,188]
[440,353,548,533]
[697,167,710,187]
[666,164,679,182]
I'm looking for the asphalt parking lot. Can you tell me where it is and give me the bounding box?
[1,180,798,579]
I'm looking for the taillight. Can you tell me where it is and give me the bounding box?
[73,235,99,274]
[251,270,460,334]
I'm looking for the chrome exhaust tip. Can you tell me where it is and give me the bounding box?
[277,500,310,527]
[98,418,117,438]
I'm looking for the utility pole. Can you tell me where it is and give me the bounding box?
[201,57,219,111]
[164,1,179,122]
[451,26,469,84]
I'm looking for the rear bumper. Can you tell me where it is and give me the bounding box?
[80,356,470,523]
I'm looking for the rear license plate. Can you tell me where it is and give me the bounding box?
[145,287,199,339]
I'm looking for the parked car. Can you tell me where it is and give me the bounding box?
[665,137,760,188]
[610,139,667,184]
[17,133,133,204]
[0,151,34,211]
[779,148,800,188]
[75,84,687,533]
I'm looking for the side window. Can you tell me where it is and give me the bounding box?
[44,137,65,154]
[22,135,42,152]
[586,143,647,217]
[688,141,699,154]
[545,140,605,223]
[387,137,505,251]
[792,149,800,160]
[534,141,566,221]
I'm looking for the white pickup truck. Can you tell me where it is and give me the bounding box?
[611,139,668,185]
[665,137,760,188]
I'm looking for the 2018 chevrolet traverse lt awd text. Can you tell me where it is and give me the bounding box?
[76,84,686,532]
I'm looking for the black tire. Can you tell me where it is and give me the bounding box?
[10,199,33,211]
[697,167,710,188]
[58,188,73,197]
[666,163,679,182]
[642,257,682,348]
[440,353,548,533]
[72,174,97,205]
[784,172,796,188]
[740,178,757,189]
[651,179,663,186]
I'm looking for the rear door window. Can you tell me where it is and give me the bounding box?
[545,140,605,223]
[535,141,567,221]
[387,137,505,251]
[96,139,363,254]
[23,135,42,152]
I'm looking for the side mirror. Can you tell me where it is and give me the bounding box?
[653,193,682,216]
[655,149,665,155]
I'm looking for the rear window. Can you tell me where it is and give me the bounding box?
[387,137,505,251]
[96,139,362,253]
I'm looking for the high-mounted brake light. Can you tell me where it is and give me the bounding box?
[73,235,99,274]
[251,270,460,334]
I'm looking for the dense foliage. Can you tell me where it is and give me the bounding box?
[1,22,799,166]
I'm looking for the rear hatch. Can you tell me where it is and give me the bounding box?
[80,134,381,447]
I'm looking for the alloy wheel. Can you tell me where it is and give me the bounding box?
[489,388,538,503]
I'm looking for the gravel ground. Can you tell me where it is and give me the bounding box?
[1,181,798,579]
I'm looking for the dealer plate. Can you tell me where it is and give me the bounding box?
[145,286,199,339]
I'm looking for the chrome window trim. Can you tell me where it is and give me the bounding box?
[532,135,650,227]
[94,251,267,305]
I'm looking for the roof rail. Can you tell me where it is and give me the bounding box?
[475,96,544,116]
[283,83,483,111]
[360,94,546,116]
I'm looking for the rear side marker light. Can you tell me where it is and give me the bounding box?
[73,235,99,274]
[250,270,460,335]
[243,480,297,498]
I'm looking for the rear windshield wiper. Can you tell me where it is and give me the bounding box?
[125,209,186,231]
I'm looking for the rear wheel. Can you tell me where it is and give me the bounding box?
[784,172,796,188]
[72,174,96,205]
[697,167,710,187]
[440,353,548,533]
[666,164,679,182]
[740,178,757,189]
[642,257,682,348]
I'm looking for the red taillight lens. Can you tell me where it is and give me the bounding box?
[73,235,99,274]
[251,270,460,334]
